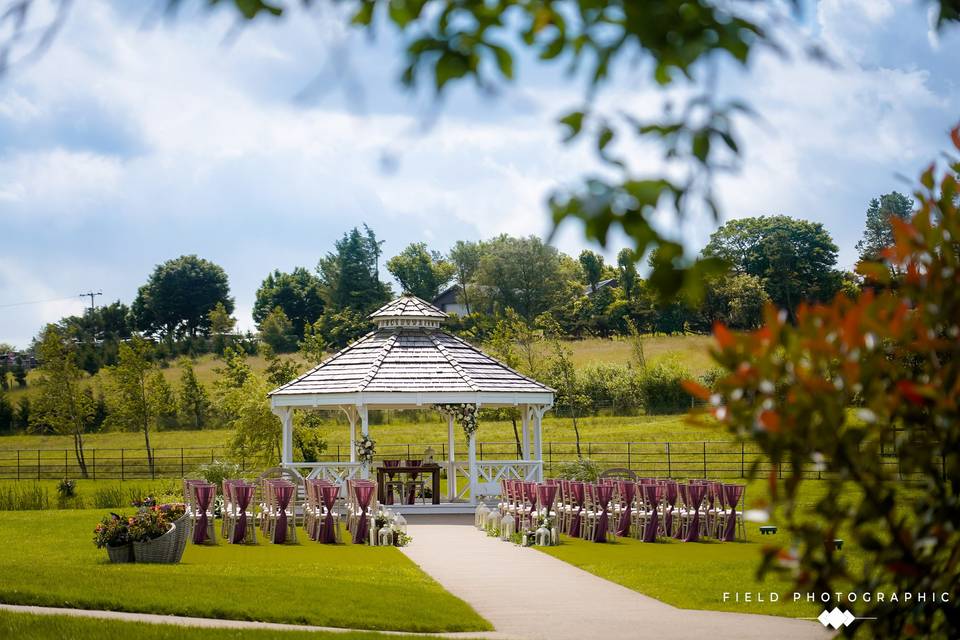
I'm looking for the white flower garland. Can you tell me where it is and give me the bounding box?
[434,403,479,440]
[355,434,376,465]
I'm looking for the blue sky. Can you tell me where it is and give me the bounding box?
[1,0,959,348]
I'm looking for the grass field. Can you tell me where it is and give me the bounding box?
[0,415,727,452]
[0,610,448,640]
[0,509,489,633]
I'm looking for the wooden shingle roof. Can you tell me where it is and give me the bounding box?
[269,327,552,396]
[369,295,448,321]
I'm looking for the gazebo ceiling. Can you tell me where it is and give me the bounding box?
[269,294,554,406]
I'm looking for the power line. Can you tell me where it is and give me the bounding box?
[0,295,86,309]
[79,290,102,314]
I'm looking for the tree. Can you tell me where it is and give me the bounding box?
[299,319,327,364]
[318,226,390,313]
[698,273,769,331]
[0,393,13,434]
[703,216,841,320]
[0,362,8,391]
[132,255,234,338]
[694,133,960,638]
[12,356,27,388]
[105,337,170,475]
[386,242,455,301]
[546,339,589,457]
[208,301,236,354]
[578,250,604,293]
[259,306,298,353]
[30,326,92,477]
[253,267,325,338]
[223,373,282,465]
[617,249,639,301]
[178,358,210,430]
[485,309,539,457]
[449,240,482,314]
[855,191,915,269]
[14,396,30,431]
[474,235,578,319]
[311,308,371,350]
[263,346,301,388]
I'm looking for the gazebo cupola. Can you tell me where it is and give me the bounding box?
[268,294,554,507]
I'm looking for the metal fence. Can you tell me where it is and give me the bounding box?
[0,440,921,481]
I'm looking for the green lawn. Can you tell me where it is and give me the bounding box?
[0,610,452,640]
[0,510,490,633]
[538,480,865,619]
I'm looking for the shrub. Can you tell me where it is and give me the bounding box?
[639,357,694,414]
[0,483,49,510]
[198,459,241,493]
[56,478,76,498]
[579,363,644,414]
[554,458,602,482]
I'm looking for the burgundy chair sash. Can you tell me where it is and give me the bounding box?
[641,483,659,542]
[523,481,539,511]
[383,460,400,505]
[537,483,558,518]
[683,483,707,542]
[593,483,613,543]
[193,483,215,544]
[319,484,340,544]
[722,484,744,541]
[273,482,294,543]
[232,484,254,543]
[569,482,585,537]
[616,481,635,537]
[353,483,375,544]
[405,459,423,504]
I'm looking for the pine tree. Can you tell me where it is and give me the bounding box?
[178,358,210,429]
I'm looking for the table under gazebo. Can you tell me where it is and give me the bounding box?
[268,294,554,508]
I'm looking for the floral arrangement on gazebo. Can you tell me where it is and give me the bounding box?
[355,434,376,465]
[434,403,479,441]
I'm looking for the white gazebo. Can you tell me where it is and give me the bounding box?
[268,294,554,507]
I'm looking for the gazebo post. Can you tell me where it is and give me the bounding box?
[531,405,546,481]
[359,404,369,479]
[447,414,456,501]
[346,406,357,463]
[278,407,293,466]
[467,431,477,505]
[521,405,530,460]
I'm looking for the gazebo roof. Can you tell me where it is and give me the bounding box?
[269,294,553,406]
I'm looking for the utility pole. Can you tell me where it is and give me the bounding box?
[79,290,102,314]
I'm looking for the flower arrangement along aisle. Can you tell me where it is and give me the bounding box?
[356,434,376,465]
[93,504,188,564]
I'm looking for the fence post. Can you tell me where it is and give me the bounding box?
[121,449,125,481]
[37,450,40,480]
[666,443,671,477]
[702,442,707,478]
[741,442,745,478]
[627,442,632,470]
[181,448,185,477]
[152,448,156,480]
[64,449,68,479]
[17,450,20,480]
[92,449,96,481]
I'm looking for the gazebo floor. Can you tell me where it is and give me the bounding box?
[381,501,479,515]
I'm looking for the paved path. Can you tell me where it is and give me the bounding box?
[0,603,512,638]
[400,515,831,640]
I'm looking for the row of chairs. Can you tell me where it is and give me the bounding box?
[499,478,746,542]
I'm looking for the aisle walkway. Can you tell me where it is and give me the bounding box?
[400,516,830,640]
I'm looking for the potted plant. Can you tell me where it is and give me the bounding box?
[158,503,191,562]
[129,506,178,563]
[94,513,132,563]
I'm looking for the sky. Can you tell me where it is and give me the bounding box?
[1,0,959,348]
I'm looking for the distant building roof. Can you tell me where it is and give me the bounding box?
[583,277,618,296]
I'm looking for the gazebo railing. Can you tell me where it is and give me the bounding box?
[284,461,364,485]
[472,460,542,500]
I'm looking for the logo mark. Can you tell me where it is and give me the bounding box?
[818,607,856,629]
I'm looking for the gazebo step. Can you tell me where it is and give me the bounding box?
[387,503,479,515]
